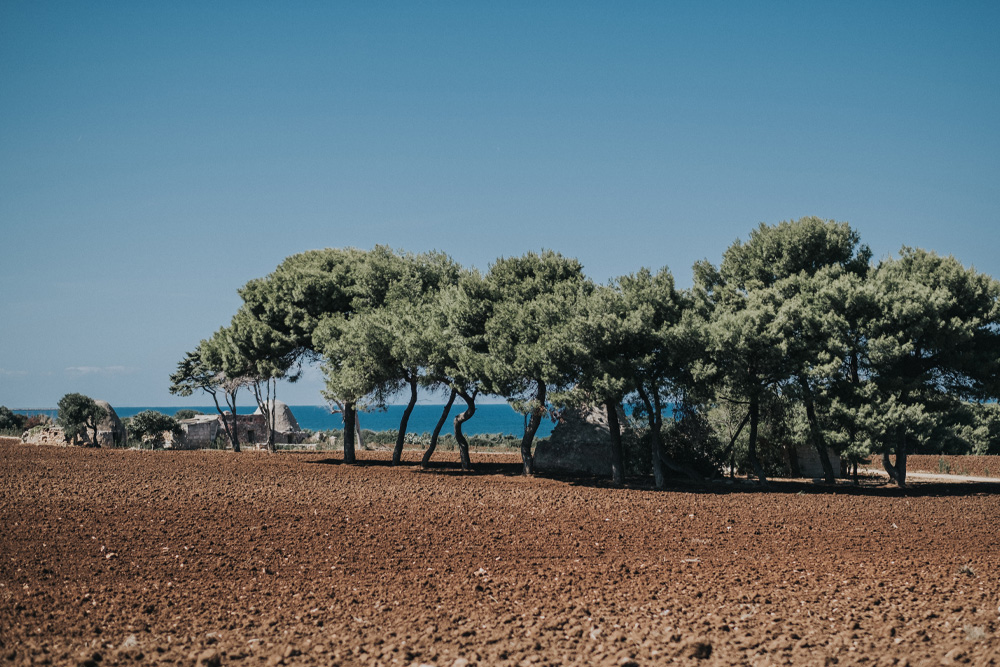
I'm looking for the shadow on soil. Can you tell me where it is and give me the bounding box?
[307,456,1000,497]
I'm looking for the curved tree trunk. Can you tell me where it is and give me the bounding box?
[343,402,357,464]
[519,381,547,476]
[392,374,419,466]
[454,389,477,471]
[747,396,768,484]
[422,387,457,467]
[210,391,240,453]
[605,399,625,486]
[800,378,836,483]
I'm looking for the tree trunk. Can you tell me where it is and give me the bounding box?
[747,396,767,484]
[635,384,665,488]
[605,399,625,486]
[392,374,419,466]
[519,381,546,476]
[422,387,457,467]
[454,389,477,471]
[254,378,277,454]
[800,378,835,483]
[895,430,908,487]
[355,412,366,450]
[881,428,908,488]
[225,390,241,452]
[210,392,240,453]
[343,402,357,464]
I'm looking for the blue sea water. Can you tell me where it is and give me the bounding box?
[15,404,555,437]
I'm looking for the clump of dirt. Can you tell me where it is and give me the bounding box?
[1,443,998,666]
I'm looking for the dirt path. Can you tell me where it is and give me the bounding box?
[2,443,998,666]
[858,467,1000,483]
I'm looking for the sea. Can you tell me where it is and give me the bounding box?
[14,404,555,438]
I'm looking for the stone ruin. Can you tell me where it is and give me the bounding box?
[21,400,126,447]
[176,401,307,449]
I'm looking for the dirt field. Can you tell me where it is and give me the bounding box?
[2,443,998,666]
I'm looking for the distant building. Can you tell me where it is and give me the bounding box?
[175,401,306,449]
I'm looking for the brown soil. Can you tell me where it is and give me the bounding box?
[2,443,999,667]
[907,455,1000,479]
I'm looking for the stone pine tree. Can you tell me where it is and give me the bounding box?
[239,247,368,461]
[564,268,691,487]
[481,251,590,476]
[419,270,494,470]
[860,247,1000,487]
[334,248,461,466]
[694,217,871,483]
[169,340,244,452]
[562,280,630,485]
[56,393,107,447]
[692,261,789,483]
[227,307,302,454]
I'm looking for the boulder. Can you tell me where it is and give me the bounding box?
[93,400,126,447]
[534,404,619,476]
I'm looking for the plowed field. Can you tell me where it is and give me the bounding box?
[2,443,999,666]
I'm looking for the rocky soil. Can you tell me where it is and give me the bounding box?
[2,443,999,666]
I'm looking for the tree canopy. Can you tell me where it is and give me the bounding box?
[57,393,106,447]
[169,218,1000,487]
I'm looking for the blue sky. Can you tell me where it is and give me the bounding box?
[2,1,998,408]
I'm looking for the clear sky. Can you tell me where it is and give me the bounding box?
[2,1,998,408]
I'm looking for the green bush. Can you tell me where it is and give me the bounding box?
[0,406,27,433]
[128,410,182,449]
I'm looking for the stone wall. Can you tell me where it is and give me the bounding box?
[22,426,72,446]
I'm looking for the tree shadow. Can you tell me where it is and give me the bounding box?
[306,455,1000,497]
[555,474,1000,498]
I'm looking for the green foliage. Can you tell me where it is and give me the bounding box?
[858,248,1000,459]
[481,250,589,407]
[56,393,106,445]
[174,217,1000,481]
[0,406,26,433]
[173,409,204,420]
[128,410,182,448]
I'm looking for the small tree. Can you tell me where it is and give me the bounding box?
[169,339,246,452]
[173,409,204,420]
[57,393,107,446]
[128,410,182,448]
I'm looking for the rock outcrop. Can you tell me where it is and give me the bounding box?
[534,404,620,476]
[93,400,126,447]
